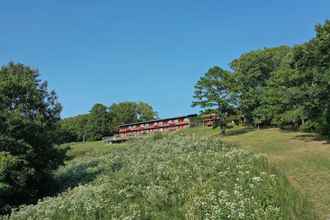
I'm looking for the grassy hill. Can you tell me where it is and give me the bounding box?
[182,127,330,219]
[2,131,316,220]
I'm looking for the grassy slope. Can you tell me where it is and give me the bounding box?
[3,133,316,220]
[183,127,330,219]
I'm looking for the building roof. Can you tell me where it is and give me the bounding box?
[118,114,197,128]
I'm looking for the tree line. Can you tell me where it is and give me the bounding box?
[59,102,158,142]
[193,20,330,136]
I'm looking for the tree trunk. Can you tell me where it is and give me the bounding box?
[221,126,226,135]
[219,117,226,135]
[217,105,227,135]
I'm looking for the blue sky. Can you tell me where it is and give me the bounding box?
[1,0,329,118]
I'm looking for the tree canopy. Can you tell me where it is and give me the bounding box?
[60,101,158,142]
[193,20,330,136]
[0,63,67,214]
[192,66,238,134]
[109,101,158,128]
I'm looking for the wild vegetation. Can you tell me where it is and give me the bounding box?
[1,133,316,220]
[193,20,330,136]
[223,128,330,219]
[181,126,330,219]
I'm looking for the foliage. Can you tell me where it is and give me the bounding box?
[2,134,316,220]
[0,63,68,214]
[230,46,291,127]
[272,21,330,134]
[59,114,89,143]
[193,20,330,136]
[85,104,112,141]
[109,101,158,129]
[192,66,238,134]
[60,101,158,142]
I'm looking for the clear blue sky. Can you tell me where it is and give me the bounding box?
[1,0,329,118]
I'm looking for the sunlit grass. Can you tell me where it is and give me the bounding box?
[2,132,316,220]
[183,126,330,219]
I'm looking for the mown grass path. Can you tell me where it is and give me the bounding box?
[184,127,330,219]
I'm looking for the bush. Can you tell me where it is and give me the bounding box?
[152,132,166,140]
[300,120,320,132]
[2,134,317,220]
[318,108,330,137]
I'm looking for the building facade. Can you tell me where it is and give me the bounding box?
[201,113,219,127]
[118,114,197,137]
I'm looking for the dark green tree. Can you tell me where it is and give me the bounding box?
[85,104,112,140]
[0,63,67,213]
[109,102,158,130]
[59,114,89,142]
[192,66,238,134]
[266,21,330,132]
[230,46,291,127]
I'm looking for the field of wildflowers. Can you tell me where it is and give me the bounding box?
[2,133,317,220]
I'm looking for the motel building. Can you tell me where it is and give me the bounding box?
[117,114,197,138]
[201,113,220,127]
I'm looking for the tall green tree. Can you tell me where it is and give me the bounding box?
[136,102,159,122]
[192,66,237,134]
[59,114,89,142]
[0,63,67,213]
[109,102,158,129]
[265,21,330,132]
[85,104,112,140]
[193,20,330,136]
[230,46,290,127]
[306,20,330,135]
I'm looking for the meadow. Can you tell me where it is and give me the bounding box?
[1,131,316,220]
[182,127,330,219]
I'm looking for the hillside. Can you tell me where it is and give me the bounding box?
[182,127,330,219]
[2,132,316,220]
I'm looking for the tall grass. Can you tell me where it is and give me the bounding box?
[2,134,317,220]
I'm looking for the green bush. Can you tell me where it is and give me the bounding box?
[2,134,317,220]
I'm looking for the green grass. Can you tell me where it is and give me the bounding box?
[183,126,330,220]
[2,132,316,220]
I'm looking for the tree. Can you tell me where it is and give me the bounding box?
[59,114,89,142]
[85,104,112,140]
[307,20,330,135]
[191,20,330,135]
[59,101,158,142]
[192,66,238,134]
[267,21,330,132]
[109,102,158,130]
[0,63,67,213]
[136,102,159,122]
[230,46,291,127]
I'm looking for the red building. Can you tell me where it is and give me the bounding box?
[118,114,197,137]
[202,113,219,127]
